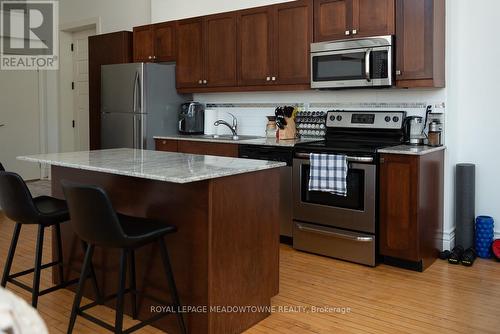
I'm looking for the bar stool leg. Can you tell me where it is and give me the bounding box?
[1,223,21,288]
[80,241,102,303]
[129,249,138,319]
[32,225,45,308]
[158,238,187,334]
[55,224,65,284]
[67,244,94,334]
[115,249,128,334]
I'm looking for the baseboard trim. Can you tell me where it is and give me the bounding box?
[442,229,455,251]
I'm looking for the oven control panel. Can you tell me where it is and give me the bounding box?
[326,111,405,130]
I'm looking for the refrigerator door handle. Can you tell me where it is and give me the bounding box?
[133,115,144,149]
[133,71,141,113]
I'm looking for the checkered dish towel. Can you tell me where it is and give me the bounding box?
[308,153,348,196]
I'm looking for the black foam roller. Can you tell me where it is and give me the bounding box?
[455,164,476,249]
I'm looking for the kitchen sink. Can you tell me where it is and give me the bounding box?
[195,135,263,141]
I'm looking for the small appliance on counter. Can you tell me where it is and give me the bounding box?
[404,115,426,145]
[428,121,443,147]
[179,102,205,134]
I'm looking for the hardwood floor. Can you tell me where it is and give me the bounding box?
[1,182,499,333]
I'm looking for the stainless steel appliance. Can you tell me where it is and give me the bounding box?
[404,116,426,145]
[239,145,294,240]
[293,110,406,266]
[179,102,205,134]
[311,35,393,89]
[100,63,191,150]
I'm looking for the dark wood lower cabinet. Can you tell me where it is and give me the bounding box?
[155,139,239,158]
[379,150,444,271]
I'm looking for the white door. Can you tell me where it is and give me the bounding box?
[0,70,41,180]
[72,29,94,151]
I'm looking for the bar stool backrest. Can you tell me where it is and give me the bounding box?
[61,180,129,247]
[0,171,39,224]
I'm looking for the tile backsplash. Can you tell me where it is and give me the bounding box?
[195,89,446,140]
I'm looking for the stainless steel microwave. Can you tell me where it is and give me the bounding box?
[310,35,393,89]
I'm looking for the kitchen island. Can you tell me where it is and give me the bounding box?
[18,149,285,334]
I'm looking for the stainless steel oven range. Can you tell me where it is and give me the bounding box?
[293,110,406,266]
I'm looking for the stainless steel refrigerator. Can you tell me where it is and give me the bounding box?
[100,63,191,150]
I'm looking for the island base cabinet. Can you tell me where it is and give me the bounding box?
[379,151,444,272]
[51,165,280,334]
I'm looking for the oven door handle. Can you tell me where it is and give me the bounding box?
[296,223,374,242]
[295,153,374,163]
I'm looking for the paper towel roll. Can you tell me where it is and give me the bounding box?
[204,109,218,135]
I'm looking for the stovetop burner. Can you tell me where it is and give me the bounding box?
[295,110,407,156]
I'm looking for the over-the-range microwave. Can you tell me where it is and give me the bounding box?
[310,35,393,89]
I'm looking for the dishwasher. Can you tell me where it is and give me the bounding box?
[239,145,294,242]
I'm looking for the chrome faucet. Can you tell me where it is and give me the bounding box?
[214,113,239,140]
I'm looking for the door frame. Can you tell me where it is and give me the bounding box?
[58,18,101,156]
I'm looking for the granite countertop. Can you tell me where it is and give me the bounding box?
[153,134,321,148]
[18,148,286,184]
[378,145,446,156]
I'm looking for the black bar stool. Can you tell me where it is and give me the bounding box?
[62,181,187,334]
[0,167,100,308]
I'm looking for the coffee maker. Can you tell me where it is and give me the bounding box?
[178,102,205,134]
[404,116,426,145]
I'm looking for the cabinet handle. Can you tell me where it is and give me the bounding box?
[396,70,402,76]
[203,80,207,84]
[266,77,271,81]
[345,30,350,36]
[271,76,276,81]
[148,56,152,60]
[153,56,157,60]
[352,29,357,35]
[198,80,203,84]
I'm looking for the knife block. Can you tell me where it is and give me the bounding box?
[278,117,297,140]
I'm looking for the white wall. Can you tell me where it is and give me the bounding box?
[447,0,500,237]
[60,0,151,33]
[151,0,293,22]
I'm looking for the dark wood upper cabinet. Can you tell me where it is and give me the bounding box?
[396,0,445,88]
[204,13,238,87]
[237,6,274,86]
[133,22,177,62]
[133,25,154,62]
[274,0,313,85]
[89,31,133,150]
[154,22,177,62]
[314,0,394,41]
[314,0,351,42]
[379,151,444,271]
[352,0,395,38]
[176,18,204,88]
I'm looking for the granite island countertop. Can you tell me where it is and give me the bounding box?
[18,148,286,184]
[154,134,321,147]
[378,145,446,156]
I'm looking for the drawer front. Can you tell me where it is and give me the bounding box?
[177,141,238,157]
[155,139,178,152]
[293,221,376,266]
